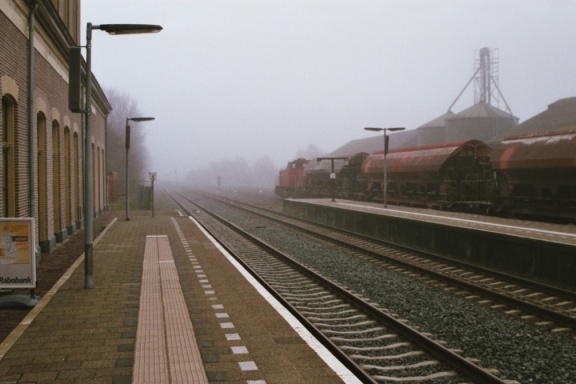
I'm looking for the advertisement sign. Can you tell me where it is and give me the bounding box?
[0,218,36,289]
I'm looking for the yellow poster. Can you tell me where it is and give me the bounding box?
[0,218,36,288]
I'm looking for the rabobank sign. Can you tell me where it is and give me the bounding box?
[0,218,36,289]
[0,276,32,284]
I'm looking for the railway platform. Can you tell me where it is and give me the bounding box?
[289,198,576,246]
[283,198,576,290]
[0,210,357,384]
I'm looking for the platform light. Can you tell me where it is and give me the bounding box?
[317,157,349,202]
[364,127,405,208]
[72,22,162,289]
[126,117,155,221]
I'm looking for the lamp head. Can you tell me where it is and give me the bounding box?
[364,127,406,132]
[128,117,155,122]
[97,24,163,35]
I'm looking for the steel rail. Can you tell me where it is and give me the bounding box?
[170,191,508,384]
[202,190,576,330]
[169,193,377,383]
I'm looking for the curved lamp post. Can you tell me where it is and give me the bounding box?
[125,117,155,221]
[81,22,162,289]
[364,127,405,208]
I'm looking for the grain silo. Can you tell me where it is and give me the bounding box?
[416,111,456,146]
[445,101,517,144]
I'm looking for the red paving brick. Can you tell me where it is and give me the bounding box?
[0,210,354,383]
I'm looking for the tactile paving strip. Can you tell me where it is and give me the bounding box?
[133,235,209,384]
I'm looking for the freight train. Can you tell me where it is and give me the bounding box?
[275,127,576,222]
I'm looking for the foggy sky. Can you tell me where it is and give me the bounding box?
[81,0,576,181]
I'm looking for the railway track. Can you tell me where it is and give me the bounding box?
[168,190,511,384]
[199,190,576,333]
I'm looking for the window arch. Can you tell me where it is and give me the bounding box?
[2,95,16,217]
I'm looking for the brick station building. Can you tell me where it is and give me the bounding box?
[1,0,110,254]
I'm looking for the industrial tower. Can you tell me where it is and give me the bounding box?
[449,47,513,116]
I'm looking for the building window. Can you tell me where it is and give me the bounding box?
[64,127,71,228]
[73,132,80,222]
[52,121,61,236]
[2,96,16,217]
[37,112,48,242]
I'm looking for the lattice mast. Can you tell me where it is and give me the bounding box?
[475,47,496,104]
[449,47,513,115]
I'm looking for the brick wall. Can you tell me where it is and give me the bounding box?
[1,5,109,253]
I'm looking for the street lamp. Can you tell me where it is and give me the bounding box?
[364,127,405,208]
[78,22,161,289]
[125,117,155,221]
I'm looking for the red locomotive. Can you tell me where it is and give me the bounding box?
[274,158,309,197]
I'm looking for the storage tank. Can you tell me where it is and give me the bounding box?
[445,101,517,145]
[416,111,456,146]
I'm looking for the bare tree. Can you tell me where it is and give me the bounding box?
[105,88,150,196]
[295,144,323,160]
[253,156,277,188]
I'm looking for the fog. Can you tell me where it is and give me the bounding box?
[81,0,576,185]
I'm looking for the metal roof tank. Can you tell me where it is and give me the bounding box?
[445,101,517,145]
[416,111,456,146]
